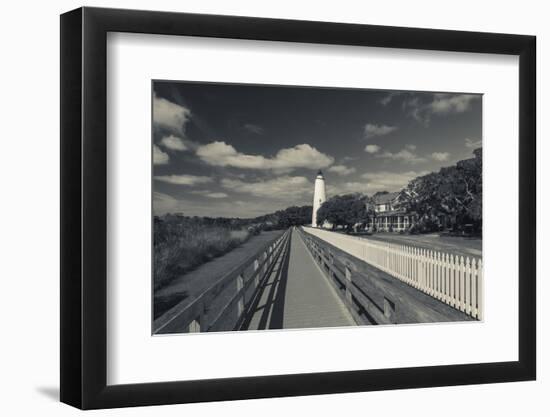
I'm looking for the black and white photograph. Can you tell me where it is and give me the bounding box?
[1,0,543,413]
[152,81,483,334]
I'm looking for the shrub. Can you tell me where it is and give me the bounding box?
[154,219,251,290]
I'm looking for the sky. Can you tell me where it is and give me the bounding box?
[152,81,482,218]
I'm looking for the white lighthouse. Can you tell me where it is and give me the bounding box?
[312,170,327,227]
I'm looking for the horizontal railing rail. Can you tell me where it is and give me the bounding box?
[302,226,482,320]
[154,228,292,334]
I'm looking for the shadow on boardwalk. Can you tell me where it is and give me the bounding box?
[240,233,292,330]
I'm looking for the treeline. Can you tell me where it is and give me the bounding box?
[316,148,482,235]
[255,205,313,229]
[155,204,312,234]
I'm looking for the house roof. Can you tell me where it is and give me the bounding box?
[374,208,410,217]
[372,192,400,204]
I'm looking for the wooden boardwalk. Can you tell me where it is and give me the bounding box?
[153,226,472,334]
[241,228,355,330]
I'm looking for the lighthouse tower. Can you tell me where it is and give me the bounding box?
[312,170,327,227]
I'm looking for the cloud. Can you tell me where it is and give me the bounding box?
[328,165,356,176]
[326,171,429,196]
[404,93,480,125]
[221,176,312,200]
[154,174,213,186]
[364,123,398,138]
[430,93,478,114]
[205,192,228,198]
[360,170,430,193]
[376,147,427,164]
[244,123,265,134]
[364,144,381,154]
[190,190,229,198]
[153,145,169,165]
[153,94,191,134]
[465,138,482,149]
[379,92,401,106]
[160,135,188,151]
[431,152,450,162]
[327,181,368,196]
[196,141,334,172]
[341,156,358,162]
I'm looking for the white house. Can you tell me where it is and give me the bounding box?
[369,192,417,232]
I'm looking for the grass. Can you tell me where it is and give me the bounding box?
[360,232,482,259]
[154,220,251,291]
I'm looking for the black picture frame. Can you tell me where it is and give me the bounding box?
[60,6,536,410]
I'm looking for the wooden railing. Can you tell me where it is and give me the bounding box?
[302,227,483,320]
[154,228,292,334]
[297,228,397,325]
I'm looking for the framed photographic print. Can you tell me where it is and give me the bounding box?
[60,6,536,409]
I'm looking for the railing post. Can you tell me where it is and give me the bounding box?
[385,243,389,271]
[329,250,335,280]
[199,308,210,331]
[263,251,268,274]
[253,259,260,288]
[236,273,245,319]
[345,265,353,305]
[384,297,396,323]
[188,319,200,333]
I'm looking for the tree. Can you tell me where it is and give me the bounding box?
[249,205,312,229]
[273,205,313,228]
[316,193,371,231]
[398,148,482,234]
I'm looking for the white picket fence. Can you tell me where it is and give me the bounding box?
[303,227,483,320]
